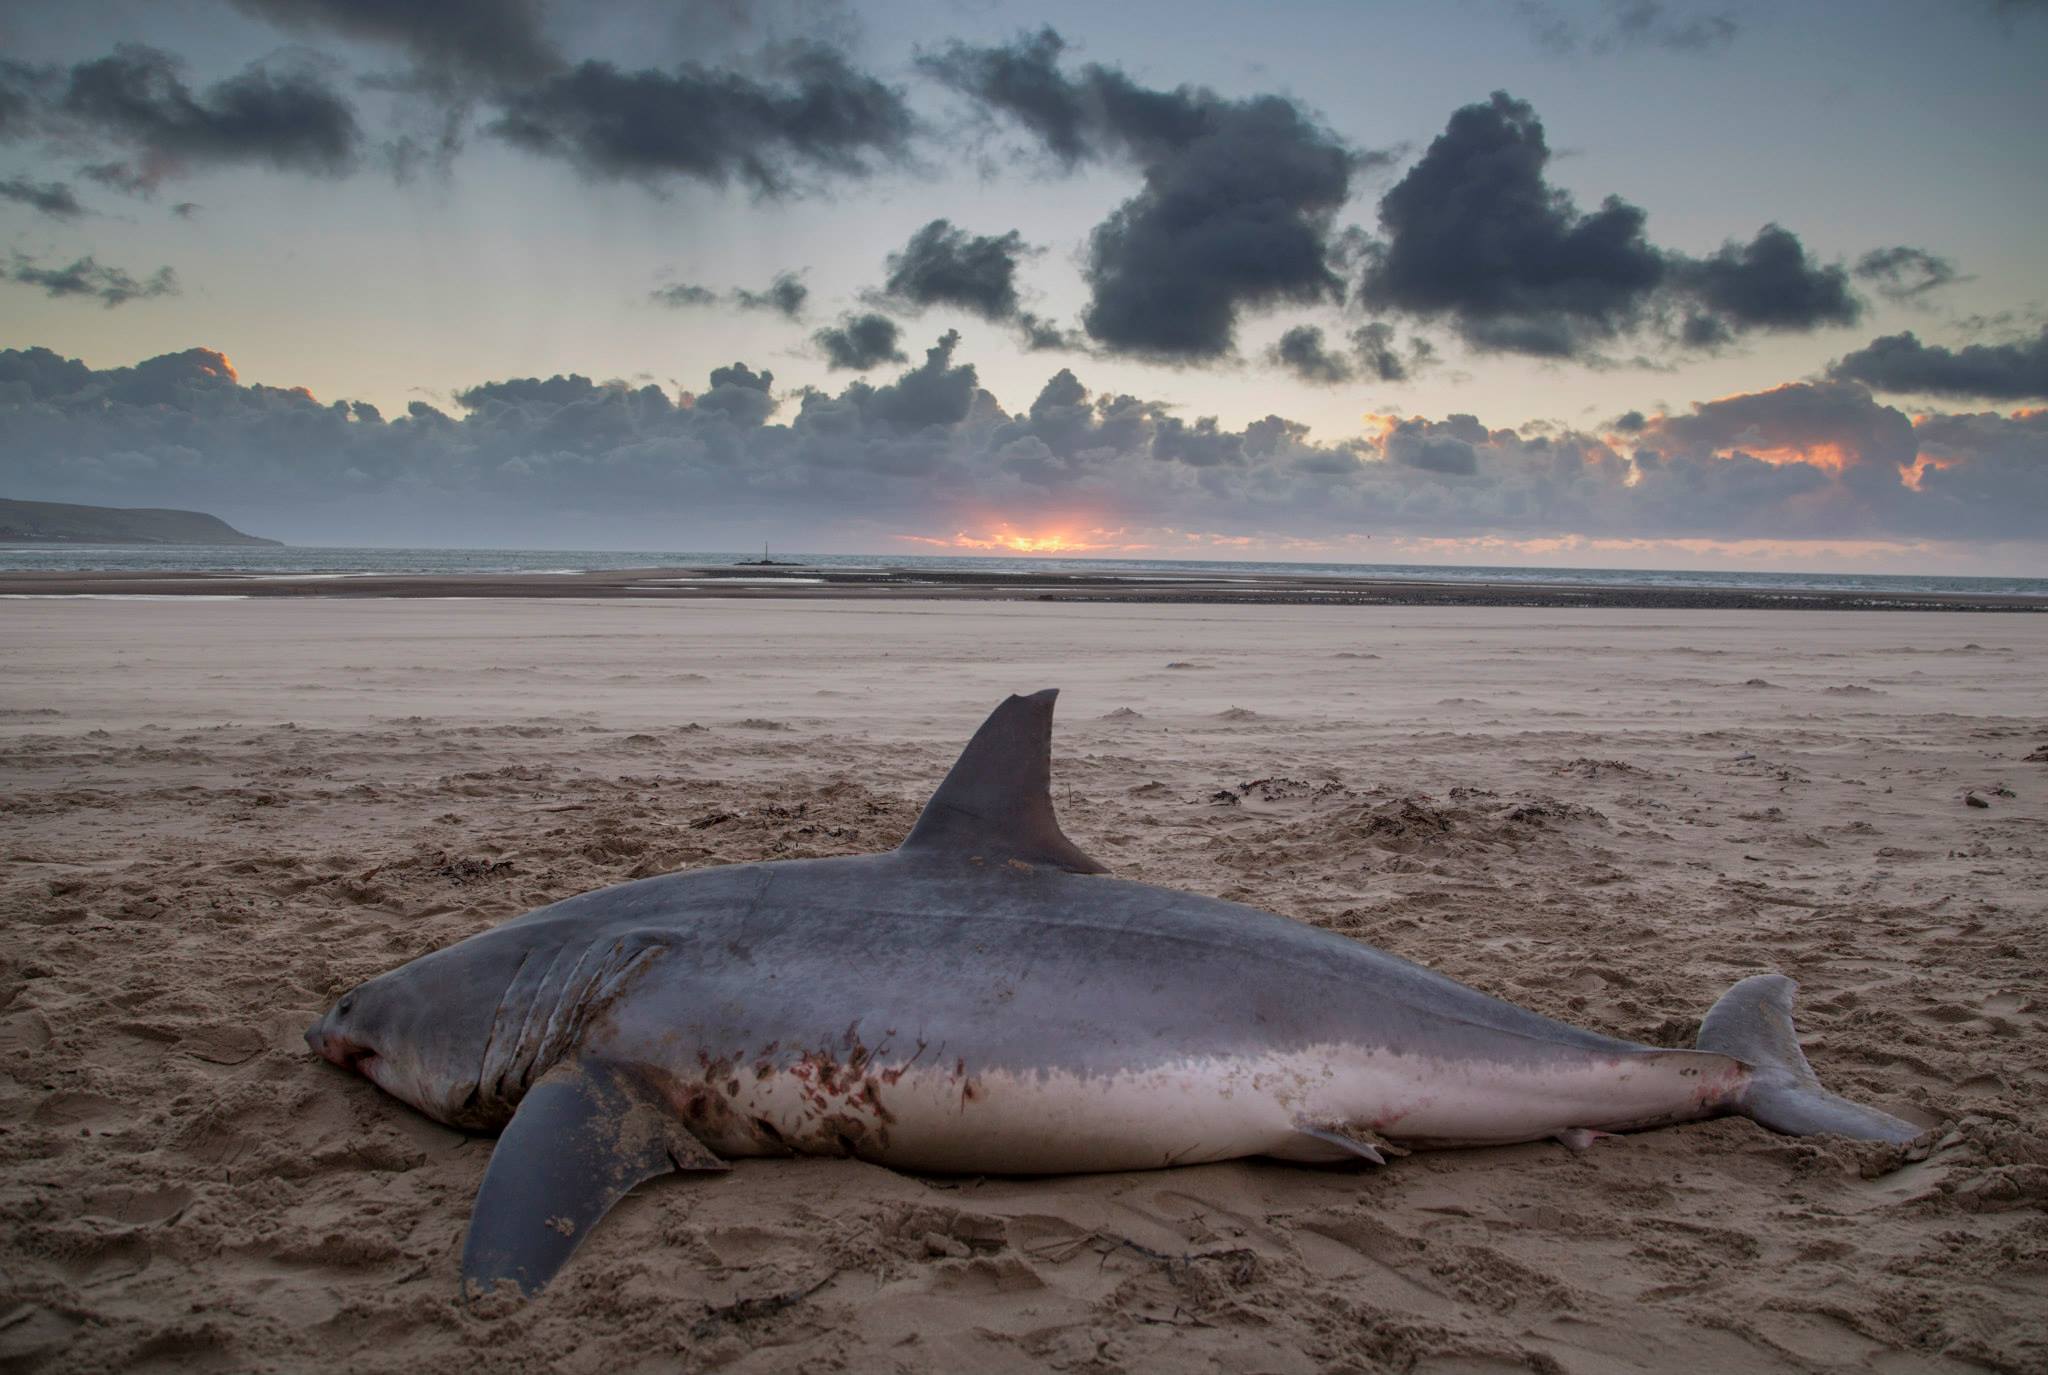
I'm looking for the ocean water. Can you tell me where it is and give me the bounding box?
[2,545,2043,599]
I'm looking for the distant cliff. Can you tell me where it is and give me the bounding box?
[0,498,283,547]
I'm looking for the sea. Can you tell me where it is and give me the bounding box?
[2,545,2043,599]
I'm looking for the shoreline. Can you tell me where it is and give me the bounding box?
[3,562,2045,611]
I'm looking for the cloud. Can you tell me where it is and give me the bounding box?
[880,218,1029,321]
[874,218,1067,348]
[1359,92,1862,358]
[488,45,913,195]
[917,27,1093,165]
[696,361,778,424]
[813,311,905,370]
[1271,325,1352,384]
[1268,323,1426,385]
[1829,327,2048,401]
[1014,312,1075,351]
[1512,0,1739,55]
[920,28,1362,360]
[652,270,809,318]
[0,59,54,141]
[454,373,607,409]
[732,270,808,318]
[1354,322,1434,380]
[229,0,562,89]
[4,339,2042,553]
[4,252,177,307]
[53,44,362,189]
[1359,91,1666,357]
[832,328,978,429]
[650,282,720,308]
[1672,224,1860,337]
[0,175,84,218]
[1852,246,1962,302]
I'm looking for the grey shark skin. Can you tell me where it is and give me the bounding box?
[305,690,1923,1299]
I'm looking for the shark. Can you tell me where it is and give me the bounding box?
[305,689,1923,1297]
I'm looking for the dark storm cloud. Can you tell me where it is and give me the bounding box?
[5,339,2044,548]
[880,219,1029,321]
[4,252,176,307]
[1673,224,1860,333]
[920,28,1362,360]
[813,311,905,370]
[652,271,809,318]
[838,329,978,429]
[1360,92,1864,359]
[0,175,84,218]
[1512,1,1739,55]
[230,0,562,88]
[1271,325,1353,384]
[916,27,1092,165]
[1829,328,2048,401]
[488,46,914,195]
[1268,324,1424,385]
[55,45,362,187]
[1359,91,1666,358]
[454,374,607,409]
[1852,246,1962,302]
[708,362,772,391]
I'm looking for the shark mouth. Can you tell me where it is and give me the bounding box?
[308,1026,378,1079]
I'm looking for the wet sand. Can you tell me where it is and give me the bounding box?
[3,562,2045,612]
[1,597,2043,1372]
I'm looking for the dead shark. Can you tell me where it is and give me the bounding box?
[305,689,1924,1298]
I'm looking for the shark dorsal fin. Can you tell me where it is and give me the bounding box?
[900,689,1107,874]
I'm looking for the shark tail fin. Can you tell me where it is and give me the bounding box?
[1698,974,1922,1144]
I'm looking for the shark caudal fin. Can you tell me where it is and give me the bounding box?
[899,689,1107,874]
[1698,974,1922,1144]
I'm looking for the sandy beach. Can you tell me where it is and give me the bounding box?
[2,596,2043,1373]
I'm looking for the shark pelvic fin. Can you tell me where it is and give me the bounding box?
[460,1058,726,1301]
[899,688,1107,874]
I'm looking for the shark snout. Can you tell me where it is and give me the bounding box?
[305,1018,375,1074]
[305,1018,340,1062]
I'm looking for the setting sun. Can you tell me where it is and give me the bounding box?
[897,524,1132,554]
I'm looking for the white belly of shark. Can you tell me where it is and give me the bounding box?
[693,1043,1753,1173]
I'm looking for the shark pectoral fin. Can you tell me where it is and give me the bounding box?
[460,1059,726,1301]
[1553,1127,1617,1152]
[1287,1123,1405,1166]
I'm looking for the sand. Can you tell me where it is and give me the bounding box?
[1,597,2043,1373]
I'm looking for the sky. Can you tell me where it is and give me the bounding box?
[2,0,2045,571]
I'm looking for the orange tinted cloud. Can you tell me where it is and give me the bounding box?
[1720,441,1854,473]
[1897,455,1956,491]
